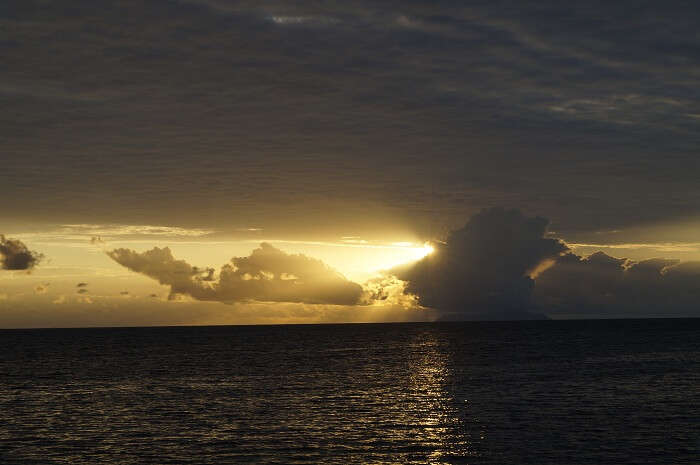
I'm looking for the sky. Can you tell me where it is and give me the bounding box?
[2,1,700,327]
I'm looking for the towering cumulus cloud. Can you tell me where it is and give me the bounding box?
[107,243,363,305]
[0,235,43,271]
[394,208,568,319]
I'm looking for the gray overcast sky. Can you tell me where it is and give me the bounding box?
[3,0,700,242]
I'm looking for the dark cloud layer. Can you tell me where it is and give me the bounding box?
[0,235,43,271]
[107,243,363,305]
[2,1,700,238]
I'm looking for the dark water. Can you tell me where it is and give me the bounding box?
[1,319,698,464]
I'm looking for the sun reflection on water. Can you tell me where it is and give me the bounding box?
[401,330,478,464]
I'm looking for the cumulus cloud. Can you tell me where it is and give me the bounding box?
[361,275,418,308]
[393,208,568,319]
[0,235,43,271]
[534,252,700,317]
[107,242,364,305]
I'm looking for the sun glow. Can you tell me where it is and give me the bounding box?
[386,241,434,263]
[340,241,433,280]
[421,242,435,257]
[7,231,439,294]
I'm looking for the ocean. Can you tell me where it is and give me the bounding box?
[1,319,698,464]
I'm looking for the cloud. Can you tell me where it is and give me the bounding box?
[15,226,213,246]
[106,246,214,299]
[393,208,567,319]
[107,242,364,305]
[390,208,700,319]
[92,208,700,321]
[361,275,418,308]
[267,15,339,26]
[534,251,700,317]
[3,0,700,248]
[570,241,700,253]
[0,235,43,271]
[60,224,213,238]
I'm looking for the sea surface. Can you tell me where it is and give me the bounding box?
[0,319,698,464]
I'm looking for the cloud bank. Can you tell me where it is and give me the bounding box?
[393,208,700,319]
[534,252,700,317]
[107,242,364,305]
[0,235,43,271]
[104,209,700,320]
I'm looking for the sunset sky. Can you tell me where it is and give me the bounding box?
[2,1,700,327]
